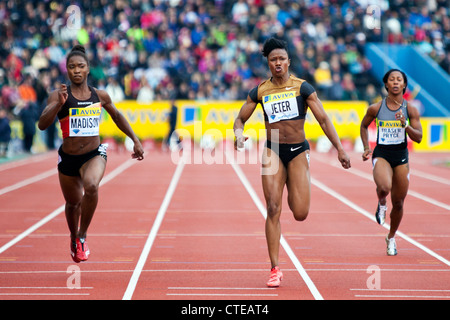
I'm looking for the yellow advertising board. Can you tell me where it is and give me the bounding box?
[413,118,450,152]
[103,100,368,142]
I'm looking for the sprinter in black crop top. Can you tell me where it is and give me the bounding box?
[38,45,144,263]
[233,37,351,287]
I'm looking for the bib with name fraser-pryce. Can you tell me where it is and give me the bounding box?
[377,120,406,145]
[69,102,102,137]
[262,91,299,123]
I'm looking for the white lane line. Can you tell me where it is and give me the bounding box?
[314,155,450,211]
[311,177,450,267]
[0,159,136,255]
[0,152,54,172]
[351,288,450,292]
[122,158,185,300]
[168,287,276,290]
[411,169,450,186]
[354,294,450,299]
[0,293,90,296]
[0,286,93,289]
[226,152,324,300]
[0,169,56,196]
[1,268,449,275]
[166,293,278,297]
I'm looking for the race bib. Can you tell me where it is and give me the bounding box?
[377,120,405,145]
[69,103,101,137]
[262,91,299,123]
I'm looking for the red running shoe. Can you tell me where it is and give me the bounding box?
[70,238,90,263]
[266,266,283,287]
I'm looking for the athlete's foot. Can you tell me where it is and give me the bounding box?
[375,203,387,225]
[266,266,283,287]
[70,239,81,263]
[73,238,90,262]
[385,235,397,256]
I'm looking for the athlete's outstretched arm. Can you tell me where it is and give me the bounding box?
[97,89,144,160]
[233,95,257,150]
[307,92,351,169]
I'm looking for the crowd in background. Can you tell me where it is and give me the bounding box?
[0,0,449,154]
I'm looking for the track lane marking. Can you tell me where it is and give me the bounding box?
[0,169,56,196]
[226,152,324,300]
[314,154,450,211]
[311,177,450,267]
[0,152,54,172]
[122,158,185,300]
[0,159,136,255]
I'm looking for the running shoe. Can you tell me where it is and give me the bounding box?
[375,203,387,225]
[266,266,283,287]
[71,238,90,263]
[385,236,397,256]
[70,240,80,263]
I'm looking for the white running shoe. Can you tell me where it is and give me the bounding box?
[376,203,387,225]
[385,236,397,256]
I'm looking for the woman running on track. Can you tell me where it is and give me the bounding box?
[38,45,144,263]
[360,69,422,256]
[233,38,351,287]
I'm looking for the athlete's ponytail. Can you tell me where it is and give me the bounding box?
[66,45,89,66]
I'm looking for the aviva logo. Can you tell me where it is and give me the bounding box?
[429,123,448,146]
[378,120,402,128]
[70,105,101,117]
[182,106,202,125]
[263,91,295,103]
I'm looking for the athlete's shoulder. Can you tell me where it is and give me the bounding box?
[368,99,383,117]
[288,74,306,86]
[249,77,272,102]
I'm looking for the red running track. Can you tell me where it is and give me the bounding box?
[0,142,449,301]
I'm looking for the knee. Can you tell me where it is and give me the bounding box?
[391,198,405,211]
[293,210,308,221]
[266,201,281,219]
[376,184,391,198]
[66,201,80,212]
[83,181,99,197]
[291,206,309,221]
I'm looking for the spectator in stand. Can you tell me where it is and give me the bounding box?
[136,76,155,104]
[105,76,125,102]
[0,0,447,116]
[0,108,11,158]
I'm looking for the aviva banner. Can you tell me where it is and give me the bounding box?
[101,100,368,142]
[414,118,450,152]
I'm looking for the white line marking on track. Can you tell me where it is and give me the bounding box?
[411,169,450,185]
[311,177,450,267]
[354,294,450,299]
[122,158,185,300]
[226,152,324,300]
[0,168,55,196]
[314,155,450,211]
[351,288,450,292]
[168,287,276,290]
[166,293,278,297]
[0,286,93,289]
[0,293,90,296]
[0,159,136,255]
[0,152,54,172]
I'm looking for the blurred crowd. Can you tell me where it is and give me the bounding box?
[0,0,449,154]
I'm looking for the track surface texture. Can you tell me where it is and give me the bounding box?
[0,142,449,302]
